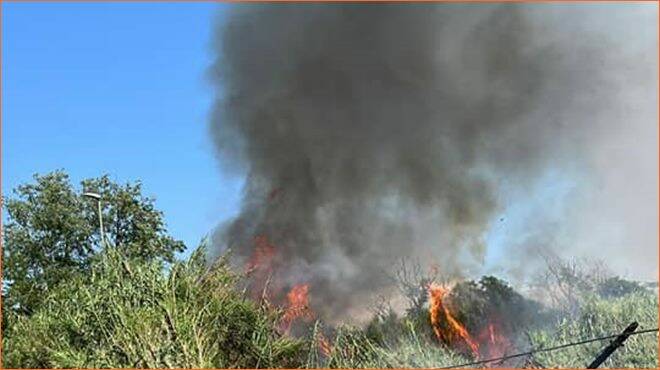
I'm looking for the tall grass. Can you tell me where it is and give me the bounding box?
[2,247,306,368]
[303,318,468,368]
[3,247,657,368]
[528,292,658,368]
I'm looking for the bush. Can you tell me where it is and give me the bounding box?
[2,247,306,368]
[450,276,550,334]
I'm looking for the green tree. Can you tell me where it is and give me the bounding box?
[2,170,185,316]
[79,175,185,262]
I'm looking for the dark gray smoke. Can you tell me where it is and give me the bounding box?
[209,3,657,320]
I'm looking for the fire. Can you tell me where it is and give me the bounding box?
[281,283,314,332]
[244,235,314,334]
[428,282,480,357]
[245,235,277,275]
[244,235,317,335]
[244,235,284,301]
[477,321,513,359]
[428,282,515,362]
[317,332,333,356]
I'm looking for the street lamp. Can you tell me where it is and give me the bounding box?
[83,192,106,247]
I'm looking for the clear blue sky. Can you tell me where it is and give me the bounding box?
[2,2,243,256]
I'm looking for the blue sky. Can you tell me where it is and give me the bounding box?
[2,2,243,256]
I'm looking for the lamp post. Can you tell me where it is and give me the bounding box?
[83,192,106,247]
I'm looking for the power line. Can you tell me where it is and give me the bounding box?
[438,327,659,369]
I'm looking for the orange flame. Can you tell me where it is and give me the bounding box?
[478,321,513,359]
[244,235,318,336]
[281,283,314,332]
[318,332,333,356]
[245,235,277,274]
[428,282,480,357]
[244,235,283,301]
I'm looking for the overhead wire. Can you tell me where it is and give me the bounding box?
[438,327,659,369]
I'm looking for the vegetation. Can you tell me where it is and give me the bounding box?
[528,292,658,368]
[3,171,184,317]
[2,171,658,368]
[3,247,305,368]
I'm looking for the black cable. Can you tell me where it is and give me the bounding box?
[438,328,659,369]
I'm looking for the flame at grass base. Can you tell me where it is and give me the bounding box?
[280,283,314,332]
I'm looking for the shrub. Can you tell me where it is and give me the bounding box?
[2,247,306,368]
[449,276,553,343]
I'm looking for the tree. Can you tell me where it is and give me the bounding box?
[2,170,185,316]
[79,175,185,262]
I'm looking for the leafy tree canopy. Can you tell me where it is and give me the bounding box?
[2,170,185,316]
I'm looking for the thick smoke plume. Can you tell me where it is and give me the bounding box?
[209,3,657,320]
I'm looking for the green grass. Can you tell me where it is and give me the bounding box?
[528,292,658,368]
[2,247,306,368]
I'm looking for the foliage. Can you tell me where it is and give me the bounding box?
[2,246,306,368]
[3,171,95,316]
[3,172,658,369]
[2,171,185,316]
[80,175,185,262]
[528,292,658,368]
[449,276,552,336]
[597,276,647,299]
[3,243,657,368]
[306,319,467,369]
[364,307,407,346]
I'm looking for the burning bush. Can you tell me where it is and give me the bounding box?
[447,276,551,353]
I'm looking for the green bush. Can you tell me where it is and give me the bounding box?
[450,276,552,335]
[2,247,306,368]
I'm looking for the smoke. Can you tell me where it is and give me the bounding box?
[209,3,657,320]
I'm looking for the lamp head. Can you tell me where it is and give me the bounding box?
[83,192,101,200]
